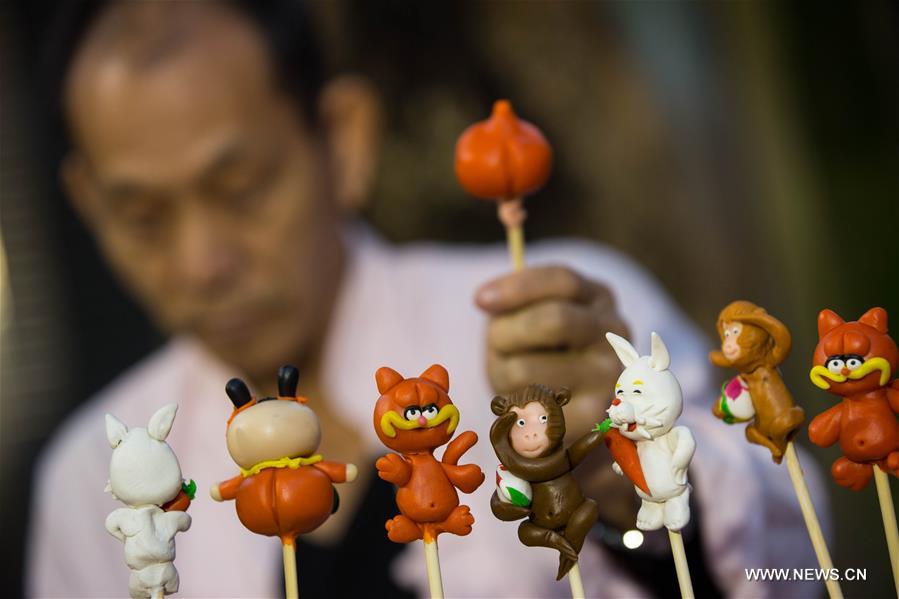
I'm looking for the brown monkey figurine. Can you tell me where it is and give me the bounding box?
[489,384,605,580]
[708,300,805,463]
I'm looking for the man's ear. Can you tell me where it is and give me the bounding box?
[318,75,382,213]
[61,153,100,229]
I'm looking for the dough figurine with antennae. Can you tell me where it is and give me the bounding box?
[605,332,695,532]
[210,365,357,599]
[105,403,194,599]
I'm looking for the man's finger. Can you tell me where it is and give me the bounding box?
[487,300,604,353]
[475,265,610,314]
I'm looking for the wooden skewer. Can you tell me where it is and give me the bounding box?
[668,529,695,599]
[282,541,299,599]
[784,441,843,599]
[873,465,899,597]
[498,197,526,271]
[506,225,524,271]
[423,538,444,599]
[567,563,585,599]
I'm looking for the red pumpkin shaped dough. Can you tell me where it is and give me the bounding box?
[454,99,553,201]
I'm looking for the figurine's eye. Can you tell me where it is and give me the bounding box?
[538,414,548,424]
[845,356,863,370]
[403,407,421,420]
[616,388,623,395]
[422,404,439,420]
[633,389,642,395]
[723,330,730,338]
[826,357,845,374]
[731,328,740,336]
[515,418,526,427]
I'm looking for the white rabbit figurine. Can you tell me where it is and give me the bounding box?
[105,403,191,599]
[605,332,696,532]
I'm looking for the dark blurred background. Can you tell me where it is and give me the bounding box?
[2,1,897,597]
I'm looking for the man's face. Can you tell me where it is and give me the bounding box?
[64,12,343,379]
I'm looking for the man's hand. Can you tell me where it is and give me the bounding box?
[477,265,628,428]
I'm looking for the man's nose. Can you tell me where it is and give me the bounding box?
[176,209,239,292]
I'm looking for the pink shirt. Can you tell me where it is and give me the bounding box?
[27,227,828,597]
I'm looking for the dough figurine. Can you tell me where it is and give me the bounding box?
[454,99,553,270]
[809,307,899,596]
[606,332,695,598]
[210,365,357,599]
[105,403,193,599]
[490,385,618,583]
[606,332,695,531]
[373,364,485,598]
[808,307,899,490]
[710,302,843,598]
[709,300,806,463]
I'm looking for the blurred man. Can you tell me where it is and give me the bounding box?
[28,2,824,597]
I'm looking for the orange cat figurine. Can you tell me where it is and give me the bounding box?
[808,307,899,490]
[373,364,485,543]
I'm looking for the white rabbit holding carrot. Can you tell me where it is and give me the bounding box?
[105,403,192,599]
[605,332,696,532]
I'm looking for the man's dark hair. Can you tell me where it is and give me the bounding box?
[41,0,326,153]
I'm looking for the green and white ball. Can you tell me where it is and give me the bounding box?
[495,464,532,507]
[719,376,755,424]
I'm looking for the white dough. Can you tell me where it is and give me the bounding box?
[606,332,696,532]
[106,507,191,598]
[105,403,190,598]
